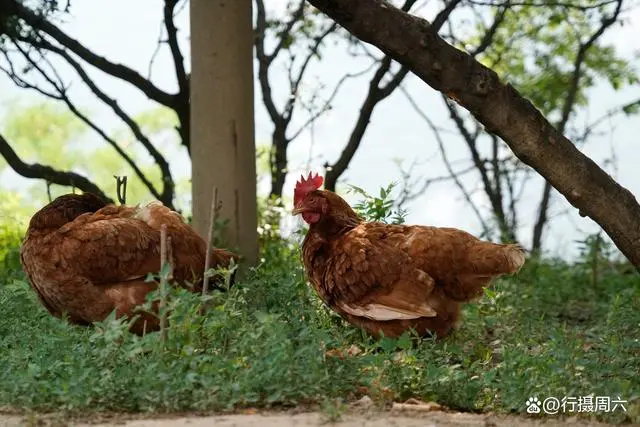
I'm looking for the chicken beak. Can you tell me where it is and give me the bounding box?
[291,204,306,216]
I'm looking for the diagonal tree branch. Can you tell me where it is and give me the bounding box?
[0,132,113,203]
[323,57,409,191]
[305,0,640,267]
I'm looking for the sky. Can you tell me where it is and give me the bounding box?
[0,0,639,259]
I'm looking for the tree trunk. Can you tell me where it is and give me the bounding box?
[269,124,288,199]
[305,0,640,268]
[190,0,258,266]
[531,181,552,252]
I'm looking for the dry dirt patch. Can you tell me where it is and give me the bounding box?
[0,410,617,427]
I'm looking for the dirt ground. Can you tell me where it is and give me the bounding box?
[0,409,621,427]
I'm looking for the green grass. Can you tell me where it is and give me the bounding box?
[0,218,639,423]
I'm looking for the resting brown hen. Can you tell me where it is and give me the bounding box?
[293,173,525,339]
[20,193,238,335]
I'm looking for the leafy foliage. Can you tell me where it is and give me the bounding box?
[472,3,638,119]
[0,193,26,279]
[348,182,407,224]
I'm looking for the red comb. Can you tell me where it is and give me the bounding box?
[294,172,323,205]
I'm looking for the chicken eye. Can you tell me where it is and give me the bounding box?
[308,198,317,206]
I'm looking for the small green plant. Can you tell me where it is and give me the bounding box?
[348,183,407,224]
[320,397,348,423]
[0,214,25,280]
[0,194,638,424]
[575,232,616,287]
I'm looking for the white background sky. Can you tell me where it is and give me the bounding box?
[0,0,639,259]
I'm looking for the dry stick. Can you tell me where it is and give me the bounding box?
[202,187,220,295]
[159,224,168,343]
[45,181,52,202]
[121,176,127,204]
[113,175,128,204]
[167,236,174,281]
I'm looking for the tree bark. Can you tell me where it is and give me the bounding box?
[190,0,258,266]
[305,0,640,267]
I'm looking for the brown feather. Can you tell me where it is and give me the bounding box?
[20,193,240,335]
[298,189,526,339]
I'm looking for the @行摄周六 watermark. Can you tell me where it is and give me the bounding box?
[525,396,628,415]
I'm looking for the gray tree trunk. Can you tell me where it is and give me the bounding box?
[190,0,258,266]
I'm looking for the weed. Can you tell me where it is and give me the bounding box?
[0,191,638,424]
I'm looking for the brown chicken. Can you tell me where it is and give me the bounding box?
[293,172,525,339]
[20,192,238,335]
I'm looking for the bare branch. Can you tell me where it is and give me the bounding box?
[469,3,510,57]
[0,132,112,202]
[324,0,462,190]
[432,0,464,31]
[147,19,166,80]
[0,54,62,99]
[159,224,169,343]
[202,186,221,295]
[10,0,178,108]
[395,159,478,206]
[268,0,307,64]
[324,56,408,190]
[287,64,376,141]
[466,0,618,10]
[10,38,174,207]
[42,41,174,204]
[164,0,188,96]
[283,22,339,123]
[114,175,128,205]
[400,86,492,237]
[254,0,341,197]
[254,0,286,124]
[442,97,516,238]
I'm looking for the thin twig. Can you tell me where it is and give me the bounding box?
[159,224,168,343]
[202,187,220,295]
[167,236,173,281]
[400,86,492,237]
[114,175,128,205]
[7,38,167,205]
[46,181,52,202]
[12,0,177,107]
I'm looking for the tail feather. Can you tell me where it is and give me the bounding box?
[505,244,526,273]
[442,243,526,302]
[467,242,526,275]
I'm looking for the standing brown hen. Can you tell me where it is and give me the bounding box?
[20,192,238,335]
[293,173,525,339]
